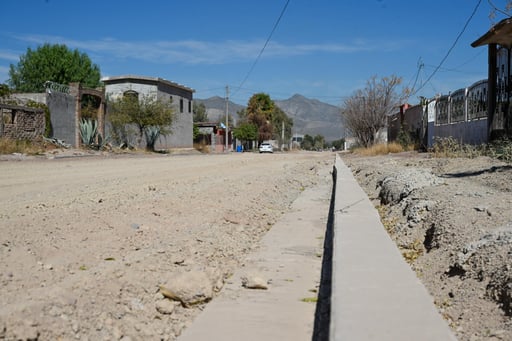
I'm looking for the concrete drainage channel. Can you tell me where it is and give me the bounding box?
[313,154,457,341]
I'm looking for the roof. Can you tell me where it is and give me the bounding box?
[472,18,512,48]
[101,74,195,93]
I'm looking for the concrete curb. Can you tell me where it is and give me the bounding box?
[329,155,457,340]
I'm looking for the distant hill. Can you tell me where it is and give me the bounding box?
[275,94,343,142]
[195,94,344,142]
[194,96,245,124]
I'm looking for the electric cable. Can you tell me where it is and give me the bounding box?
[231,0,290,98]
[411,0,482,97]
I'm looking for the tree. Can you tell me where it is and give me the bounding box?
[246,93,274,144]
[237,108,247,121]
[193,102,208,122]
[107,94,174,151]
[341,75,403,148]
[313,134,326,150]
[489,1,512,22]
[232,122,258,150]
[271,106,293,149]
[8,43,101,92]
[0,84,11,99]
[330,138,345,150]
[301,134,314,150]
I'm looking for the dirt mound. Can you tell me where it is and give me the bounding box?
[343,153,512,341]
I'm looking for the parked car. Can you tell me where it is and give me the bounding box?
[259,142,273,153]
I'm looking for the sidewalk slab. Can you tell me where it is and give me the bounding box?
[179,178,331,341]
[330,156,457,341]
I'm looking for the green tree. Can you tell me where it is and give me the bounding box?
[8,43,101,92]
[271,106,293,149]
[0,84,11,99]
[330,138,345,150]
[193,124,200,140]
[193,102,208,122]
[107,94,174,151]
[233,122,258,150]
[313,134,326,150]
[246,93,274,144]
[301,134,314,150]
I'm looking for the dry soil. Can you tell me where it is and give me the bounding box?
[0,150,333,341]
[3,149,511,341]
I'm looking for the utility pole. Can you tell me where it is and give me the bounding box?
[225,85,229,151]
[281,120,285,151]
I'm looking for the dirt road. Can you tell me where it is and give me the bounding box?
[0,151,334,340]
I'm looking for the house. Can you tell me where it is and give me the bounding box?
[388,103,424,146]
[471,17,512,139]
[102,75,195,149]
[194,122,232,153]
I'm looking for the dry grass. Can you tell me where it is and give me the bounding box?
[377,205,399,236]
[400,239,424,264]
[193,142,210,153]
[352,142,414,156]
[0,138,46,155]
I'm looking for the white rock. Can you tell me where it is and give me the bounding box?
[242,273,269,290]
[159,270,214,307]
[155,299,178,315]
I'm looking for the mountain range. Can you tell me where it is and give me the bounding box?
[195,94,344,142]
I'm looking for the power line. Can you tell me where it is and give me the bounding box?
[420,49,486,75]
[411,0,482,97]
[487,0,512,18]
[405,57,424,96]
[232,0,290,98]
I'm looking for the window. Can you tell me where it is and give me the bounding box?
[188,100,192,113]
[180,99,184,113]
[123,90,139,101]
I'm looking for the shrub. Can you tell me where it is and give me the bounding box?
[0,138,44,155]
[397,126,412,148]
[487,137,512,163]
[432,137,485,159]
[353,142,405,156]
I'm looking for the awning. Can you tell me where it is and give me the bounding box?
[472,18,512,48]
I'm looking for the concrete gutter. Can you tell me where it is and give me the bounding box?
[177,155,457,340]
[179,167,332,341]
[329,154,457,340]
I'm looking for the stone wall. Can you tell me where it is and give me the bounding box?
[0,104,45,141]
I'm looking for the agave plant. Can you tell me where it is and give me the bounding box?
[79,118,98,147]
[144,125,161,151]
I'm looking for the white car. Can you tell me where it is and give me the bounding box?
[259,142,273,153]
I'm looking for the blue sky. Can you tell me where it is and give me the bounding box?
[0,0,507,106]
